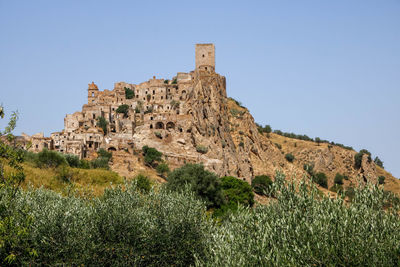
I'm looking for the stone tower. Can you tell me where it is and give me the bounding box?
[195,44,215,71]
[88,81,99,104]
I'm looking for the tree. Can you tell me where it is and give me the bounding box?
[315,137,321,146]
[334,173,344,185]
[156,162,170,177]
[374,156,384,169]
[35,149,67,168]
[251,175,273,196]
[0,108,25,194]
[0,106,36,264]
[96,116,108,135]
[166,164,224,208]
[142,145,162,167]
[215,176,254,216]
[355,149,372,169]
[124,87,134,99]
[378,176,385,185]
[135,174,152,193]
[116,104,129,118]
[313,172,328,188]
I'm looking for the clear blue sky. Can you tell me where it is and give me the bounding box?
[0,0,399,178]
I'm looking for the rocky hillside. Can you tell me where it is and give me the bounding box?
[110,69,399,195]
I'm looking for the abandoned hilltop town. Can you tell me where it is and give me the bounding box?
[18,43,391,185]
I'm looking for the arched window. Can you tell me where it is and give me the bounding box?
[155,122,164,129]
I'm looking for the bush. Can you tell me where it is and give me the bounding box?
[96,116,108,135]
[196,145,208,154]
[78,159,91,169]
[135,174,152,193]
[124,87,134,99]
[90,157,109,169]
[256,124,272,134]
[142,145,162,167]
[334,173,344,185]
[378,176,385,185]
[35,149,67,168]
[313,172,328,188]
[156,162,170,177]
[215,176,254,216]
[171,78,177,84]
[285,153,295,162]
[198,174,400,266]
[354,149,372,169]
[1,183,210,266]
[166,164,224,208]
[116,104,129,117]
[251,175,273,196]
[374,156,384,168]
[330,184,343,193]
[274,143,282,150]
[97,148,112,161]
[65,154,79,168]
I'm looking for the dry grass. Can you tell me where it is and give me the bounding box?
[16,163,124,196]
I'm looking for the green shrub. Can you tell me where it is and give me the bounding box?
[238,142,244,148]
[35,149,67,168]
[135,174,152,193]
[166,164,224,208]
[374,156,384,168]
[171,78,177,84]
[0,183,209,266]
[96,116,108,135]
[334,173,344,185]
[90,157,109,169]
[354,149,372,169]
[378,176,385,185]
[65,154,79,168]
[156,162,170,177]
[22,150,37,164]
[313,172,328,188]
[97,148,112,161]
[198,174,400,266]
[78,159,91,169]
[251,175,273,196]
[285,153,295,162]
[215,176,254,216]
[196,145,208,154]
[142,145,162,167]
[124,87,134,99]
[116,104,129,117]
[164,79,169,84]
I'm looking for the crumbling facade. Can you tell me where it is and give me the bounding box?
[25,44,223,162]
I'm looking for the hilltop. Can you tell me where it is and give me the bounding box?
[18,44,399,195]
